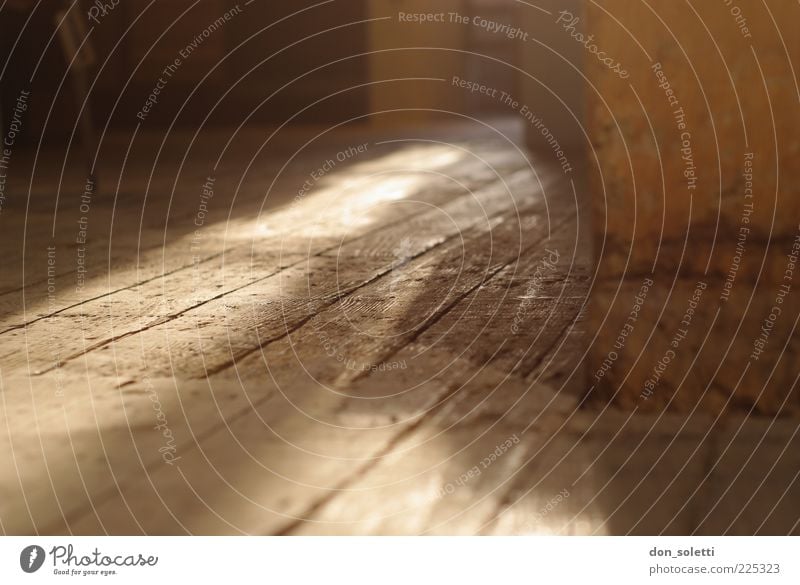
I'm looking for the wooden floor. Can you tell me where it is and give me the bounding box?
[1,121,798,535]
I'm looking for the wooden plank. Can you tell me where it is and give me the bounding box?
[0,149,535,376]
[43,168,539,381]
[483,410,720,536]
[270,205,594,534]
[54,204,576,534]
[0,139,523,300]
[285,404,712,535]
[0,130,592,535]
[0,373,378,534]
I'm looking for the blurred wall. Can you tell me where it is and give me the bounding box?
[586,1,800,414]
[518,0,586,150]
[1,0,372,139]
[367,0,466,126]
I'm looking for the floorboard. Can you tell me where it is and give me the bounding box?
[3,122,793,535]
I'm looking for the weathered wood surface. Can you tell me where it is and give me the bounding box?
[1,125,796,535]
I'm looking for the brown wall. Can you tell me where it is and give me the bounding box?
[518,0,586,150]
[99,0,370,125]
[586,1,800,415]
[2,0,371,139]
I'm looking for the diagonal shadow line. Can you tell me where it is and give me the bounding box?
[346,212,577,386]
[270,213,577,534]
[202,201,553,378]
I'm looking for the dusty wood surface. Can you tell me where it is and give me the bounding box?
[0,123,797,535]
